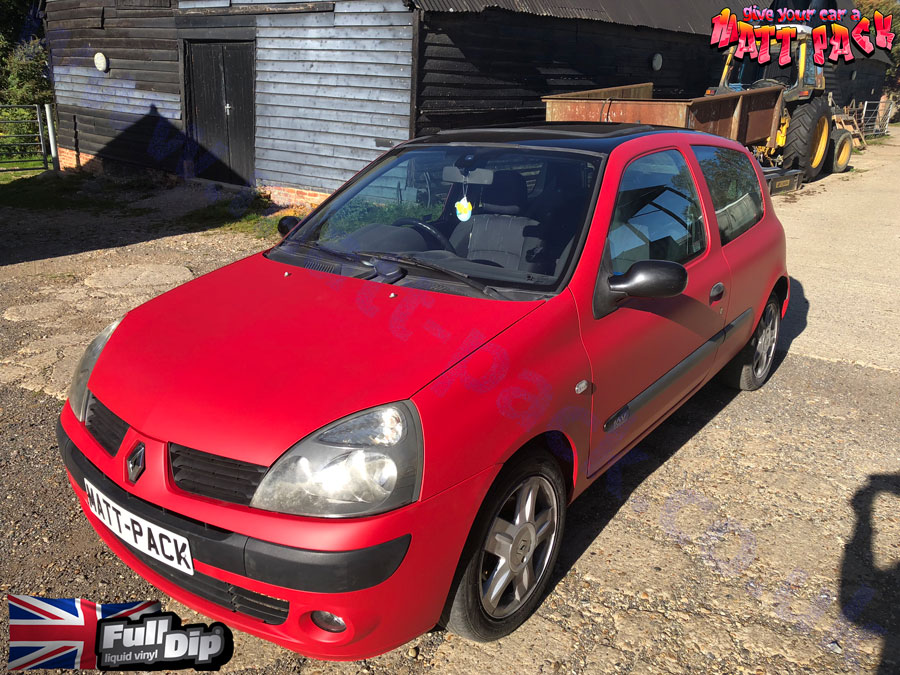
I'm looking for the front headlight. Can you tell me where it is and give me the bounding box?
[68,320,121,422]
[250,402,423,518]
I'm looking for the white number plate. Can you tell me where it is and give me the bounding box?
[84,479,194,575]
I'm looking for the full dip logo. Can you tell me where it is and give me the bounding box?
[7,595,233,671]
[97,612,233,670]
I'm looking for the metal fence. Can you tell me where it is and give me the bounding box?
[846,100,896,137]
[0,104,61,173]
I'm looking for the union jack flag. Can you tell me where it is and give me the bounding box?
[7,595,160,670]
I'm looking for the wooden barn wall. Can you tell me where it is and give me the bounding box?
[253,0,413,193]
[825,60,887,108]
[46,0,185,171]
[416,11,726,135]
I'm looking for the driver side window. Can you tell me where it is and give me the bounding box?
[607,150,706,275]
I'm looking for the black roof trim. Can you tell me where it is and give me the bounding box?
[404,122,700,153]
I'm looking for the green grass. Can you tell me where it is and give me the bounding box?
[0,161,44,184]
[178,191,291,239]
[862,134,894,146]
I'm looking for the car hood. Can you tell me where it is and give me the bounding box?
[89,253,541,466]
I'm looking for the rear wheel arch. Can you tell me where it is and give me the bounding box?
[772,275,790,316]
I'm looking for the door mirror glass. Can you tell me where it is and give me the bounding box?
[608,259,688,298]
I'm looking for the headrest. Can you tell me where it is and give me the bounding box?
[482,170,527,215]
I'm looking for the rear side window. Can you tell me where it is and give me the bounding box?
[607,149,705,275]
[692,146,764,245]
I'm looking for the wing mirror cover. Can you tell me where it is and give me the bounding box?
[607,260,688,298]
[277,216,301,237]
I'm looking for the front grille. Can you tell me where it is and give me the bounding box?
[170,444,267,506]
[84,394,129,456]
[135,549,290,625]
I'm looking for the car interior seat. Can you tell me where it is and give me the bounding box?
[462,170,546,273]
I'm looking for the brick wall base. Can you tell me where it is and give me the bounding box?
[58,146,102,174]
[260,185,330,209]
[57,144,332,208]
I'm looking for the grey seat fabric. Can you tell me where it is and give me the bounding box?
[465,171,545,273]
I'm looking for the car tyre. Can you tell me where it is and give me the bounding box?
[719,293,782,391]
[445,451,566,642]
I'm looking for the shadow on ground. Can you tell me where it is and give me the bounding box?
[0,170,275,266]
[551,378,741,583]
[552,279,807,583]
[0,107,296,267]
[841,474,900,675]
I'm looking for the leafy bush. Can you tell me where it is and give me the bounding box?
[2,36,51,105]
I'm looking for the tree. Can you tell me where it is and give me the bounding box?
[855,0,900,88]
[1,0,47,105]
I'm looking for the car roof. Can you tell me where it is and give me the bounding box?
[406,122,708,155]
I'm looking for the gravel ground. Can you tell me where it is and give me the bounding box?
[0,138,898,674]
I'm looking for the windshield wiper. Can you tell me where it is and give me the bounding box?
[358,252,508,300]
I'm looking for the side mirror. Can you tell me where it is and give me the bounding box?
[607,260,688,298]
[277,216,300,237]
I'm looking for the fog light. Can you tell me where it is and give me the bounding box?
[310,610,347,633]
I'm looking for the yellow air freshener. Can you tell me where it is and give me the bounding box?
[455,196,472,222]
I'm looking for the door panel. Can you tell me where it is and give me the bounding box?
[188,43,228,182]
[222,42,255,186]
[187,42,255,186]
[577,148,730,476]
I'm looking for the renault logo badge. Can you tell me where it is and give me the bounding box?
[126,443,146,484]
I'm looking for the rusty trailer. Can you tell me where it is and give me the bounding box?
[543,83,784,149]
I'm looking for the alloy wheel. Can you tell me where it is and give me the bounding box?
[753,304,779,379]
[478,476,559,619]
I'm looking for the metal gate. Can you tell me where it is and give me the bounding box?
[847,100,896,137]
[0,104,54,172]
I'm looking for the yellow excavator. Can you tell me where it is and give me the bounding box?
[706,25,853,181]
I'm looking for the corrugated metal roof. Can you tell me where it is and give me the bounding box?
[408,0,760,35]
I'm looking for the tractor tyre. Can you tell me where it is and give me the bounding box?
[826,128,853,173]
[783,97,832,181]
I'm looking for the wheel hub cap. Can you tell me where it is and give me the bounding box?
[509,524,536,572]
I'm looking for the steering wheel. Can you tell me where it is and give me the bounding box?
[389,217,457,254]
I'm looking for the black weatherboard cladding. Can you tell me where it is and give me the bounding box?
[46,0,185,171]
[413,4,767,136]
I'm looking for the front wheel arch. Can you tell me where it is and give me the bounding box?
[438,447,567,641]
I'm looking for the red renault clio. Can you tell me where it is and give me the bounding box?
[58,124,788,660]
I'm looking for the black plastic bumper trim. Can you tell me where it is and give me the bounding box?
[57,418,411,594]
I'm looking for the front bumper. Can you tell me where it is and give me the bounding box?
[57,406,498,660]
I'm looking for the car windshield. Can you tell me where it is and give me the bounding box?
[732,46,798,88]
[278,145,601,295]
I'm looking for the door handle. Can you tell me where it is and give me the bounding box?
[224,103,232,116]
[709,282,726,304]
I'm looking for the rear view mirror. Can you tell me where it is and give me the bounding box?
[278,216,300,236]
[608,260,687,298]
[441,166,494,185]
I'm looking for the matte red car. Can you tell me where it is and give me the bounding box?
[58,124,788,660]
